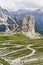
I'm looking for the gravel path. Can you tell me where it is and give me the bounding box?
[1,44,36,65]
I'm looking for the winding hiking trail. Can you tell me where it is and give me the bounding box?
[1,44,36,65]
[13,44,35,62]
[0,48,26,57]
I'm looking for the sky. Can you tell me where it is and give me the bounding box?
[0,0,43,11]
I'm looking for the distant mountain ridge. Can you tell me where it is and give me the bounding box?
[10,7,43,35]
[0,7,43,36]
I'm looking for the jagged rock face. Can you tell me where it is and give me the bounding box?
[0,7,18,32]
[22,16,35,38]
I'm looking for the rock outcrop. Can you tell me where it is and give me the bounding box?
[22,16,40,39]
[0,7,18,32]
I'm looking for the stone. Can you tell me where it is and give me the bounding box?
[22,16,36,38]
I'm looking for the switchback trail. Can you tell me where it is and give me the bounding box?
[1,44,36,65]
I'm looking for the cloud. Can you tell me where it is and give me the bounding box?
[0,0,43,11]
[0,0,16,10]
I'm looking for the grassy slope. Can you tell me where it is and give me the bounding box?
[9,39,43,45]
[24,60,43,65]
[6,49,32,59]
[0,32,28,41]
[0,32,43,45]
[0,58,10,65]
[0,32,43,65]
[0,32,43,42]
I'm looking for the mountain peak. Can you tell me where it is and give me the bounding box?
[36,7,43,13]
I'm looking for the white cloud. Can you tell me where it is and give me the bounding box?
[0,0,43,11]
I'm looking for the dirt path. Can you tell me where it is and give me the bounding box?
[1,44,36,65]
[0,48,26,57]
[13,44,35,63]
